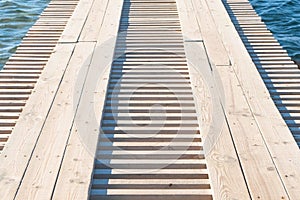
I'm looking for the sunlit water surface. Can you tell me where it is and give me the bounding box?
[249,0,300,64]
[0,0,50,68]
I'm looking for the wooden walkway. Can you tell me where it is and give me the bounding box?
[0,0,79,152]
[223,0,300,147]
[0,0,299,199]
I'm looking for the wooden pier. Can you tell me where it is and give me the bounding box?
[0,0,299,199]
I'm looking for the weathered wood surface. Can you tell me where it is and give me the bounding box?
[0,0,298,199]
[201,0,300,199]
[14,42,95,200]
[185,41,251,199]
[0,43,75,200]
[0,0,78,154]
[53,0,124,198]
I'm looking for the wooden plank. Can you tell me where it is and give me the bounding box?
[79,0,109,42]
[204,0,300,198]
[217,65,289,199]
[190,0,230,66]
[52,0,124,199]
[89,0,213,198]
[91,189,212,195]
[205,126,252,199]
[0,113,20,119]
[59,0,94,43]
[14,42,95,200]
[185,41,250,199]
[176,0,202,41]
[0,0,79,154]
[0,43,75,200]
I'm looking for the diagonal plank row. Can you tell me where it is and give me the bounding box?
[89,0,213,199]
[0,0,79,152]
[223,0,300,146]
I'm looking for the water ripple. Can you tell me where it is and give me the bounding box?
[0,0,50,68]
[249,0,300,64]
[1,0,299,67]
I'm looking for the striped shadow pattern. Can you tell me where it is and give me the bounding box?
[0,0,79,152]
[223,0,300,147]
[89,0,213,199]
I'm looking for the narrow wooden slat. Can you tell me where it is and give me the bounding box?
[0,0,80,153]
[0,44,75,200]
[14,42,95,200]
[52,0,124,199]
[207,0,300,198]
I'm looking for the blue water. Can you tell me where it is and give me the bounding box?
[249,0,300,65]
[0,0,299,67]
[0,0,50,68]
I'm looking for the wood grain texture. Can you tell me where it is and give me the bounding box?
[176,0,203,41]
[52,0,124,199]
[191,0,230,66]
[0,0,298,199]
[217,65,289,199]
[223,1,300,197]
[14,42,95,200]
[59,0,94,43]
[79,0,109,42]
[0,0,78,154]
[185,41,250,199]
[203,0,300,198]
[0,43,75,200]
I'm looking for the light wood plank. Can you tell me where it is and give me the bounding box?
[176,0,202,41]
[79,0,109,42]
[59,0,94,43]
[14,42,95,200]
[191,0,230,66]
[217,65,289,199]
[204,0,300,198]
[52,0,124,199]
[185,41,250,198]
[0,44,75,200]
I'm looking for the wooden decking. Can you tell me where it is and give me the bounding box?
[0,0,299,199]
[223,0,300,146]
[0,0,79,152]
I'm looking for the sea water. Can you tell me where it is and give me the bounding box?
[249,0,300,65]
[0,0,299,67]
[0,0,50,68]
